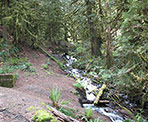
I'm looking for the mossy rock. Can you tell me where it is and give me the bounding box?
[0,74,16,88]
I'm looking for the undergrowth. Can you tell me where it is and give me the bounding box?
[69,42,148,117]
[29,88,105,122]
[0,37,36,74]
[0,57,36,74]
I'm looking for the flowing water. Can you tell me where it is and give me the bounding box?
[63,55,126,122]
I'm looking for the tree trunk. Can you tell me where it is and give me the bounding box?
[85,0,102,57]
[105,0,113,69]
[105,26,113,69]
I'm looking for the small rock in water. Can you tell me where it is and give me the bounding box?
[66,55,70,59]
[66,63,70,67]
[86,91,96,101]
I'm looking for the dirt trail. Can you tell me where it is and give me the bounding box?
[0,48,110,122]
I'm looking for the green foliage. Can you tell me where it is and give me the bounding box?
[42,64,48,69]
[124,113,148,122]
[0,66,16,74]
[111,0,148,107]
[85,107,93,120]
[49,88,80,119]
[73,82,84,89]
[0,38,19,60]
[25,62,31,68]
[49,88,61,108]
[29,103,80,122]
[42,60,52,70]
[71,6,148,107]
[70,42,92,70]
[1,0,66,47]
[2,0,39,44]
[114,1,148,108]
[58,107,78,118]
[0,57,36,74]
[0,57,26,74]
[28,106,57,122]
[33,109,57,122]
[0,0,148,118]
[81,107,93,122]
[7,57,25,65]
[21,62,36,72]
[87,119,104,122]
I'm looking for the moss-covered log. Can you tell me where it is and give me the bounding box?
[48,106,79,122]
[94,84,106,104]
[37,45,65,69]
[0,74,16,88]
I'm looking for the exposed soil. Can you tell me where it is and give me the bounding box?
[0,47,111,122]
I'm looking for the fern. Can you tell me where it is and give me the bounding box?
[49,88,61,108]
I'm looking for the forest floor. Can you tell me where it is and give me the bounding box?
[0,47,111,122]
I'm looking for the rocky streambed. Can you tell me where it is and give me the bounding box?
[62,55,131,122]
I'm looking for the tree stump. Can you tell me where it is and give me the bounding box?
[0,74,16,88]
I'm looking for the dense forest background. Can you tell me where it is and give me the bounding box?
[0,0,148,120]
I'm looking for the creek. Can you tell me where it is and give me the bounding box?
[63,55,129,122]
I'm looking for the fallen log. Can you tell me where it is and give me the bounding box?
[43,69,53,75]
[99,100,109,104]
[94,84,107,104]
[37,45,64,69]
[49,106,79,122]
